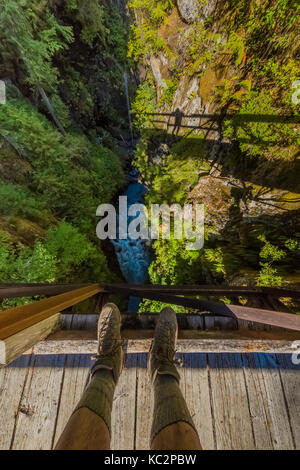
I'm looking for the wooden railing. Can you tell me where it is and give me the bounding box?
[0,282,300,367]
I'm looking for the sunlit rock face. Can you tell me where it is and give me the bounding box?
[177,0,217,23]
[176,0,199,23]
[202,0,218,20]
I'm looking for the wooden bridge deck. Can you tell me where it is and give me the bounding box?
[0,351,299,450]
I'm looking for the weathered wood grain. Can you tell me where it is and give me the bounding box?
[0,354,32,449]
[242,353,274,449]
[32,337,300,355]
[276,354,300,449]
[0,285,102,340]
[0,314,60,367]
[58,313,236,331]
[179,353,215,450]
[0,350,298,451]
[256,353,294,449]
[52,354,93,448]
[111,353,138,450]
[135,353,153,450]
[208,353,255,450]
[11,354,66,450]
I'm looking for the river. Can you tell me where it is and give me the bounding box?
[111,172,151,312]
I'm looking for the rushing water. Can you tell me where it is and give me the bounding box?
[112,174,151,312]
[110,73,151,311]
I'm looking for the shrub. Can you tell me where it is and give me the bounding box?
[223,91,297,158]
[0,183,47,219]
[0,98,125,229]
[0,0,73,91]
[257,236,286,287]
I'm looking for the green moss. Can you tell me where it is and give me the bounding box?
[128,0,175,61]
[0,0,73,91]
[0,98,125,230]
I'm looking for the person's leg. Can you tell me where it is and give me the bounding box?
[149,307,202,450]
[55,303,123,450]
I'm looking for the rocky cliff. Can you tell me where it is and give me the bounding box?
[129,0,300,301]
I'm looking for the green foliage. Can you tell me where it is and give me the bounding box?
[0,98,125,230]
[0,0,135,305]
[64,66,94,120]
[285,238,300,253]
[0,221,112,287]
[50,94,72,129]
[128,0,174,60]
[135,135,208,205]
[139,298,188,313]
[0,183,47,220]
[160,79,179,106]
[0,0,73,90]
[129,0,174,24]
[245,0,299,51]
[148,156,203,205]
[224,91,297,158]
[203,247,226,277]
[131,79,157,129]
[183,22,221,77]
[226,31,245,67]
[215,77,251,106]
[65,0,107,45]
[0,233,57,284]
[148,237,202,285]
[259,238,286,263]
[257,235,286,287]
[105,5,128,64]
[129,0,300,298]
[44,221,111,283]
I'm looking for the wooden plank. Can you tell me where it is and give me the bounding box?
[242,353,274,449]
[0,313,60,367]
[0,284,91,299]
[0,354,32,449]
[276,354,300,449]
[104,283,300,299]
[32,337,300,355]
[48,326,300,342]
[256,353,294,449]
[135,353,153,450]
[208,353,255,449]
[135,353,215,450]
[58,313,236,331]
[179,353,215,450]
[104,287,300,331]
[141,111,300,124]
[61,313,300,335]
[59,314,74,330]
[11,354,66,450]
[111,353,137,450]
[2,282,299,299]
[0,285,102,340]
[53,354,93,447]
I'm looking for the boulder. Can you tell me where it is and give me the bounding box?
[177,0,217,23]
[189,174,234,232]
[177,0,199,23]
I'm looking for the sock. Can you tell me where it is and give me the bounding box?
[151,374,198,444]
[73,369,116,435]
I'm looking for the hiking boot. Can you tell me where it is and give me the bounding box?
[90,303,124,383]
[148,307,180,383]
